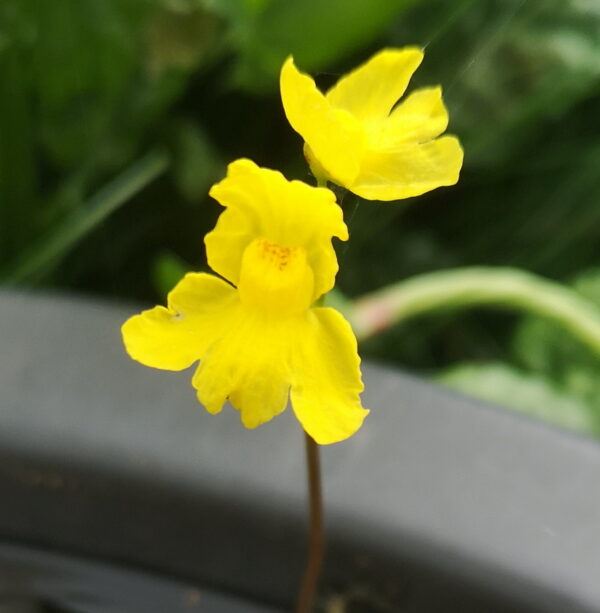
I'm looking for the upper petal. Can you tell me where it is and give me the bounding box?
[290,307,368,445]
[326,48,423,123]
[206,158,348,300]
[121,273,236,371]
[280,57,364,186]
[350,135,464,201]
[378,86,449,148]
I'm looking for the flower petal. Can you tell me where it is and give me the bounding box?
[290,308,368,444]
[206,158,348,299]
[351,135,464,201]
[379,86,449,147]
[192,313,291,425]
[121,273,236,371]
[280,57,363,186]
[326,48,423,123]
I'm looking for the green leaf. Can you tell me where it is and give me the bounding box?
[152,250,191,299]
[145,2,222,77]
[1,149,169,285]
[0,2,39,257]
[170,119,221,203]
[438,362,598,435]
[232,0,420,92]
[29,0,146,169]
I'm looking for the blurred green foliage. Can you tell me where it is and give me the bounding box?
[439,362,598,435]
[2,0,600,435]
[441,268,600,434]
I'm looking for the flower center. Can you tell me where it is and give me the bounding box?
[238,237,315,316]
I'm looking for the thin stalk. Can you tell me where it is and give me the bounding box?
[296,432,324,613]
[347,267,600,356]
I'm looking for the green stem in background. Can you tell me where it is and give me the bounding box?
[296,432,324,613]
[342,267,600,356]
[1,149,170,284]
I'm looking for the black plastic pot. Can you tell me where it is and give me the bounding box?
[1,291,600,612]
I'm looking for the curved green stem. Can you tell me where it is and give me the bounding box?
[346,267,600,356]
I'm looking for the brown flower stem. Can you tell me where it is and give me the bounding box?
[296,432,325,613]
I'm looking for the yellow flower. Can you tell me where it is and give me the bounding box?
[280,48,464,201]
[121,159,368,444]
